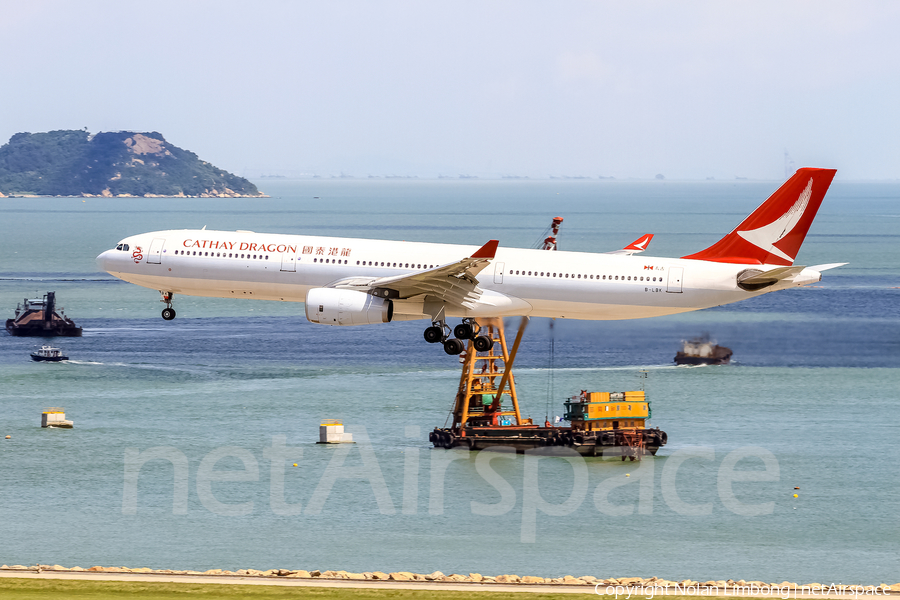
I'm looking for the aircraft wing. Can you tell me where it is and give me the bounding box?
[606,234,654,255]
[329,240,499,308]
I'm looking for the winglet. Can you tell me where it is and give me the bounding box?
[604,233,654,255]
[623,234,654,253]
[471,239,499,259]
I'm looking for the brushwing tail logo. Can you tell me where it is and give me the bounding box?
[736,178,813,263]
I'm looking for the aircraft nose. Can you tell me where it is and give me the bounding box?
[96,249,116,273]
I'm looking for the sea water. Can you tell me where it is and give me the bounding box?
[0,179,898,583]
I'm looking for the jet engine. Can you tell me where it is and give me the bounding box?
[305,288,393,326]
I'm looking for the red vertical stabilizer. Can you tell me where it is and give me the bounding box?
[682,167,837,265]
[623,233,654,252]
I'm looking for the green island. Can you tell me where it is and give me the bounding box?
[0,130,263,198]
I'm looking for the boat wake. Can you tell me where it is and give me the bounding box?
[523,364,676,373]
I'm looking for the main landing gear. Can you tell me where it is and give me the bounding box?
[424,318,494,355]
[160,291,176,320]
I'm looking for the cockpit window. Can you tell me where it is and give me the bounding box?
[115,243,130,251]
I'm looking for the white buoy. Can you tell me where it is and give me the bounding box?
[42,408,73,429]
[317,420,353,444]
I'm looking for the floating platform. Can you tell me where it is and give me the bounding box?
[42,408,73,429]
[317,420,354,444]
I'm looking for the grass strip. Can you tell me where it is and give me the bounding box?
[0,578,778,600]
[4,579,587,599]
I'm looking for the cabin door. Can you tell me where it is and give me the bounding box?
[147,238,166,264]
[493,262,505,284]
[666,267,683,293]
[280,252,296,272]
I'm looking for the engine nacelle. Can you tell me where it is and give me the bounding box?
[305,288,393,326]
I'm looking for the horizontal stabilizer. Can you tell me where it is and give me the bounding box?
[737,266,805,291]
[808,262,848,272]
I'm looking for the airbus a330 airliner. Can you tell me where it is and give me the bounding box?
[97,168,844,354]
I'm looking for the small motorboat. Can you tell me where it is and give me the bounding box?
[30,346,68,362]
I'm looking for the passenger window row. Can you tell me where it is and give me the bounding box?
[510,269,661,282]
[174,250,269,260]
[313,258,349,264]
[168,249,660,284]
[353,261,435,269]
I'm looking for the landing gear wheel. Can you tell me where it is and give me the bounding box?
[454,323,474,340]
[423,326,443,343]
[159,291,175,320]
[443,338,465,355]
[473,335,493,352]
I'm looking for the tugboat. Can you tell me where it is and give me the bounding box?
[674,333,732,365]
[6,292,82,337]
[30,346,69,362]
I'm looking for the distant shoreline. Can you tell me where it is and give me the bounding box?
[0,193,269,199]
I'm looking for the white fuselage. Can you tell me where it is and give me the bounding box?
[96,229,819,321]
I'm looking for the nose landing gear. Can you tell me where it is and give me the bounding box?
[160,292,176,320]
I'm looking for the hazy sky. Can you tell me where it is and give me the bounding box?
[2,1,898,180]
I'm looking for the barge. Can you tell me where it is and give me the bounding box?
[429,318,667,459]
[6,292,82,337]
